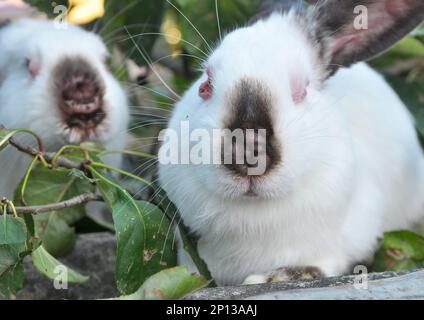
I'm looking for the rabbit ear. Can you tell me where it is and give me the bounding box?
[310,0,424,73]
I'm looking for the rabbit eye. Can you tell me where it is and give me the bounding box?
[25,57,40,78]
[199,70,213,100]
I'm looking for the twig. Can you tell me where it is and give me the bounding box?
[5,192,103,215]
[9,137,86,170]
[2,191,146,216]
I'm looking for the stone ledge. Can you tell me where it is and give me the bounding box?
[187,270,424,300]
[16,233,424,300]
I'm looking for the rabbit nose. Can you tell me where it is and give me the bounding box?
[61,74,102,115]
[222,78,281,176]
[54,57,106,129]
[223,128,276,177]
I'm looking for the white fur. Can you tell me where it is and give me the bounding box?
[159,13,424,286]
[0,19,129,198]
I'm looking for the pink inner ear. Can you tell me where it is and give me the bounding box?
[290,74,309,104]
[332,0,413,59]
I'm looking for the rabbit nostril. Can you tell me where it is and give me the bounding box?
[222,129,278,177]
[75,81,84,91]
[60,72,103,112]
[221,78,281,177]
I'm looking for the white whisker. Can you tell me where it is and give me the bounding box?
[215,0,222,41]
[124,27,182,100]
[166,0,213,52]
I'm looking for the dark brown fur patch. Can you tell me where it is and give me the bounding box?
[223,78,281,175]
[52,56,106,131]
[52,56,105,104]
[226,78,273,132]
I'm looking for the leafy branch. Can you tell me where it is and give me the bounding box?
[9,137,87,170]
[0,125,212,299]
[2,192,101,215]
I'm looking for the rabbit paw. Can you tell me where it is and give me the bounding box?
[243,266,324,285]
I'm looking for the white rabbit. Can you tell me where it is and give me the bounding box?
[159,0,424,286]
[0,19,129,199]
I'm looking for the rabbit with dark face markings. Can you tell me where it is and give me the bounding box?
[0,19,129,199]
[159,0,424,286]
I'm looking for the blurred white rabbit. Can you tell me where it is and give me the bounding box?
[0,18,129,199]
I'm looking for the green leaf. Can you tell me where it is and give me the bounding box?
[152,185,213,281]
[15,166,95,257]
[22,212,35,238]
[0,216,27,245]
[371,36,424,69]
[33,214,76,258]
[14,166,90,222]
[0,125,11,151]
[0,249,24,300]
[411,24,424,37]
[62,145,102,164]
[384,75,424,136]
[69,169,99,184]
[91,168,177,295]
[0,221,27,299]
[31,246,89,284]
[0,126,41,152]
[372,231,424,272]
[118,266,208,300]
[0,243,26,299]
